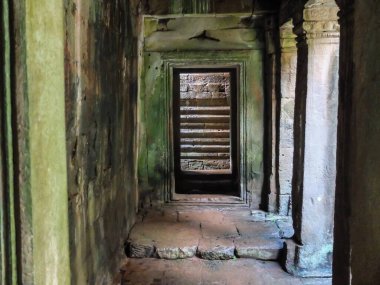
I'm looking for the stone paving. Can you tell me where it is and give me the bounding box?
[119,257,331,285]
[126,207,294,261]
[121,207,331,284]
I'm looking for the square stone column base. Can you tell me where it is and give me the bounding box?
[283,240,333,278]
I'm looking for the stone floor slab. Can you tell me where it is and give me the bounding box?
[127,222,201,258]
[119,258,332,285]
[178,210,225,224]
[201,222,239,239]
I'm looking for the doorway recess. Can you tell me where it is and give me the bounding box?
[173,68,239,195]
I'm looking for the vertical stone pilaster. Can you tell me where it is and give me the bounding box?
[264,15,280,213]
[278,20,297,216]
[286,0,340,277]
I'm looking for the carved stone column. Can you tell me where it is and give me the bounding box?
[278,20,297,216]
[285,0,340,277]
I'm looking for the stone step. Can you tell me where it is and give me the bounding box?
[180,106,230,115]
[180,129,230,138]
[180,138,230,145]
[180,98,229,107]
[180,145,230,153]
[180,122,230,130]
[180,153,230,159]
[180,114,230,123]
[126,219,285,261]
[180,91,229,100]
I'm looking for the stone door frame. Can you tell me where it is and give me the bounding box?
[154,50,264,206]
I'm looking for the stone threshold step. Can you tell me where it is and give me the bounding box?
[126,237,284,261]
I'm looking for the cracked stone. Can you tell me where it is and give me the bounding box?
[197,238,235,260]
[235,238,284,260]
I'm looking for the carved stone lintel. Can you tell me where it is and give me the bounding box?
[303,20,340,39]
[292,0,340,43]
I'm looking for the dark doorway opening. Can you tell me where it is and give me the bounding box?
[173,68,239,195]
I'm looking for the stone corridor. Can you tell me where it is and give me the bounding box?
[119,207,331,285]
[2,0,380,284]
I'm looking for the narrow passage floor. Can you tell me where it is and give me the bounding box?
[120,207,331,285]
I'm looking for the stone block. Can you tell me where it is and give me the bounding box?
[197,238,235,260]
[156,241,197,259]
[279,147,294,195]
[236,222,280,239]
[180,84,189,92]
[279,195,291,216]
[206,83,224,92]
[276,220,294,239]
[128,239,155,258]
[283,240,333,278]
[128,222,201,259]
[235,238,284,260]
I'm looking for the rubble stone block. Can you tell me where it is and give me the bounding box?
[156,242,197,259]
[128,240,155,258]
[197,238,235,260]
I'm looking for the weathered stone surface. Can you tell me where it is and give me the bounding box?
[128,222,201,259]
[250,210,267,221]
[235,238,284,260]
[277,220,295,239]
[178,210,224,224]
[222,209,252,223]
[197,238,235,260]
[289,1,339,277]
[143,209,178,223]
[284,240,333,278]
[201,222,239,239]
[236,222,281,239]
[64,0,140,283]
[128,240,155,258]
[279,194,291,216]
[156,242,197,259]
[121,257,332,285]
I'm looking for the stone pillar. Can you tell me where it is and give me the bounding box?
[264,15,280,213]
[286,0,340,277]
[333,0,354,283]
[278,20,297,216]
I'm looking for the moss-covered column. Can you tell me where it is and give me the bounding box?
[264,15,280,213]
[278,20,297,216]
[285,0,340,277]
[12,0,70,283]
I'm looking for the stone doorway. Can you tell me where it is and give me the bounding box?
[173,68,239,195]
